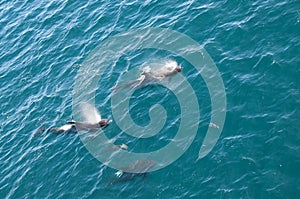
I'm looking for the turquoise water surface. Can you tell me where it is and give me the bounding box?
[0,0,299,198]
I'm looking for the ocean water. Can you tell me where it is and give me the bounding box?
[0,0,299,198]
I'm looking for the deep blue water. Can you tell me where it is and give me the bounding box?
[0,0,299,198]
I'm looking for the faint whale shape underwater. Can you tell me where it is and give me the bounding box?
[110,160,156,184]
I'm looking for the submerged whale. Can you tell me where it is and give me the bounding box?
[110,160,156,184]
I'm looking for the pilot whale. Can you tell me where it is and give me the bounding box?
[48,119,109,134]
[113,60,182,91]
[34,102,109,136]
[110,160,156,184]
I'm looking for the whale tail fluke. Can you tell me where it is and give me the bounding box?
[31,123,46,139]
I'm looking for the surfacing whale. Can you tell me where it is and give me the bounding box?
[33,102,109,136]
[113,60,182,91]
